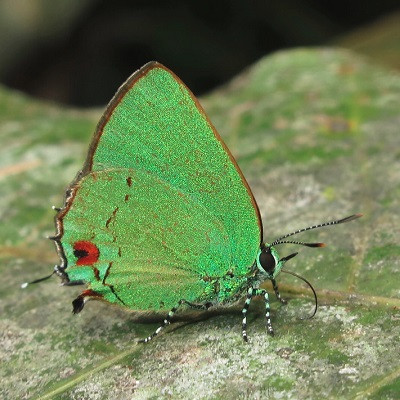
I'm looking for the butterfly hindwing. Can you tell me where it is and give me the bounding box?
[60,168,238,310]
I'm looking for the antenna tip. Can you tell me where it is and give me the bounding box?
[21,282,28,289]
[318,243,326,247]
[339,213,363,224]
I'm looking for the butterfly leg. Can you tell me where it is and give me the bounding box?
[262,290,274,336]
[242,288,274,342]
[181,300,213,310]
[242,288,274,341]
[271,278,287,304]
[241,288,253,342]
[139,299,203,344]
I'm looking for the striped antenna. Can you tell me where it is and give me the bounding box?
[273,240,325,248]
[270,214,362,247]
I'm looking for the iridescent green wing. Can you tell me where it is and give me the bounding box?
[59,169,232,310]
[78,62,262,274]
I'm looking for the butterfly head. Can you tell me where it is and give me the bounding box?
[255,214,362,281]
[256,244,297,279]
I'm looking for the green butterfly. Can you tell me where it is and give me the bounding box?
[26,62,361,342]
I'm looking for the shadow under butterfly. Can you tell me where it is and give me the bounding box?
[22,62,362,343]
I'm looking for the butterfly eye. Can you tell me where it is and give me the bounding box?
[259,248,276,274]
[73,241,99,265]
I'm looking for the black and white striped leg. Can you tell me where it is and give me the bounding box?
[138,299,211,343]
[139,301,182,344]
[242,288,253,342]
[271,278,287,305]
[262,290,274,336]
[241,288,274,342]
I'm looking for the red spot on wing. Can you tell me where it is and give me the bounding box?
[73,241,100,265]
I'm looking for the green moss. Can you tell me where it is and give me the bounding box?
[86,340,118,355]
[364,244,400,264]
[268,375,294,391]
[354,306,385,325]
[239,144,350,170]
[322,186,337,201]
[369,379,400,400]
[356,244,400,296]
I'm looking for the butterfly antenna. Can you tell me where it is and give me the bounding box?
[281,269,318,319]
[270,213,362,247]
[274,240,326,248]
[21,269,56,289]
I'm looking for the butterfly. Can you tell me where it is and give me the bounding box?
[23,62,361,342]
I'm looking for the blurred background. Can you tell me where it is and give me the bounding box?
[0,0,399,107]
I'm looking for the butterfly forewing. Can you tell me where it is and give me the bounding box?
[79,62,261,273]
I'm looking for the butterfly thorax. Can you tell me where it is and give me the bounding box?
[196,262,258,306]
[222,275,250,304]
